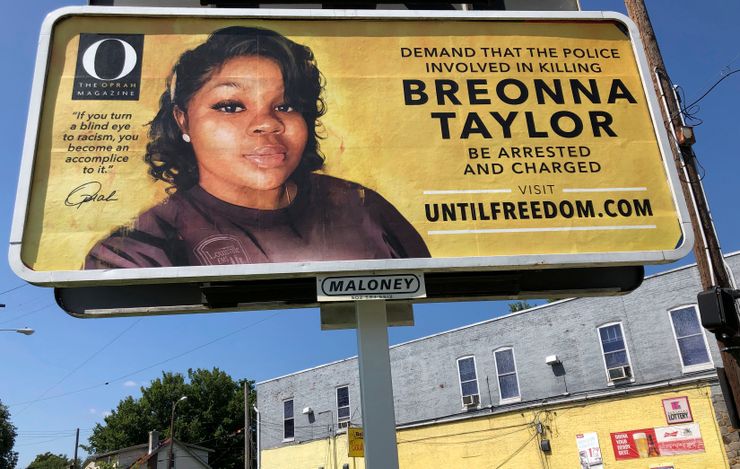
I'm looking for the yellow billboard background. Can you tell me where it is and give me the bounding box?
[20,15,683,271]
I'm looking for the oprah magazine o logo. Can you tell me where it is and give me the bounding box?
[72,33,144,101]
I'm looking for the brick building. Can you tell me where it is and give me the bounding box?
[256,254,740,468]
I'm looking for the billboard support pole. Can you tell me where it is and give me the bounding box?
[355,300,400,469]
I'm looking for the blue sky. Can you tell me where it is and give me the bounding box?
[1,1,738,467]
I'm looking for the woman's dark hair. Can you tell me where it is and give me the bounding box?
[145,26,326,191]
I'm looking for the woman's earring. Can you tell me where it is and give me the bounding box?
[182,134,191,143]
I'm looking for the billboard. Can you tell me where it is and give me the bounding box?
[10,7,692,287]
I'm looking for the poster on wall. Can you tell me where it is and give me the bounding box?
[611,428,659,460]
[610,424,704,460]
[654,423,705,456]
[576,432,604,469]
[662,396,693,424]
[10,8,693,287]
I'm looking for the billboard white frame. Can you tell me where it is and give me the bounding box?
[10,6,693,286]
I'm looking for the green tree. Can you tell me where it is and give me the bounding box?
[0,399,18,469]
[27,452,73,469]
[508,300,533,312]
[86,368,253,469]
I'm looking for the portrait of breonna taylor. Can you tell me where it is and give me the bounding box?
[84,26,430,269]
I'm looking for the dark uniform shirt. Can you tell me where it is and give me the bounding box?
[85,174,430,268]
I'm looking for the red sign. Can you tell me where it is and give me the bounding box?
[610,428,660,460]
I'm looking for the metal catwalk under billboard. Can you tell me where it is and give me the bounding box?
[10,8,692,286]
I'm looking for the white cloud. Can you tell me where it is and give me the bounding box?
[89,408,97,414]
[102,410,112,418]
[123,380,137,387]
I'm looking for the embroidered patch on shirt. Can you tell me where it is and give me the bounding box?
[194,235,250,265]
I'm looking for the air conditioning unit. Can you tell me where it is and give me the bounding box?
[462,394,480,407]
[607,365,632,381]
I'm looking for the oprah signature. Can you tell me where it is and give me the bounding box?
[64,181,119,208]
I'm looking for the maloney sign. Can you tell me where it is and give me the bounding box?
[10,7,692,287]
[317,273,426,301]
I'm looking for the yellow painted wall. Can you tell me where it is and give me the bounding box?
[261,384,727,469]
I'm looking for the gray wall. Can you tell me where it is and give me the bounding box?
[257,255,736,450]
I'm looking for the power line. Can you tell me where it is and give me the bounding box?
[680,69,740,115]
[14,435,77,447]
[8,313,279,408]
[189,427,244,448]
[14,319,143,414]
[18,428,92,436]
[397,422,532,445]
[669,68,740,122]
[0,303,55,326]
[105,313,279,385]
[0,284,29,296]
[8,382,105,408]
[18,433,77,439]
[493,431,539,469]
[398,425,531,446]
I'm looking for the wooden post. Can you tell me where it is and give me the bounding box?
[624,0,740,426]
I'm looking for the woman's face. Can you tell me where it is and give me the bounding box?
[176,55,308,207]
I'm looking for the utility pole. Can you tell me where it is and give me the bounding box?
[624,0,740,425]
[73,428,79,469]
[244,382,251,469]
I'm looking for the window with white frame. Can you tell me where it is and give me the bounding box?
[283,399,294,440]
[336,386,350,429]
[669,305,713,372]
[457,356,480,407]
[598,323,633,382]
[494,348,520,403]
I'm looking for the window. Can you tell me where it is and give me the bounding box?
[494,348,520,403]
[283,399,294,440]
[336,386,350,429]
[598,323,633,383]
[456,356,480,407]
[670,305,713,372]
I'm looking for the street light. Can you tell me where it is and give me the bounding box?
[0,328,34,335]
[168,396,187,469]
